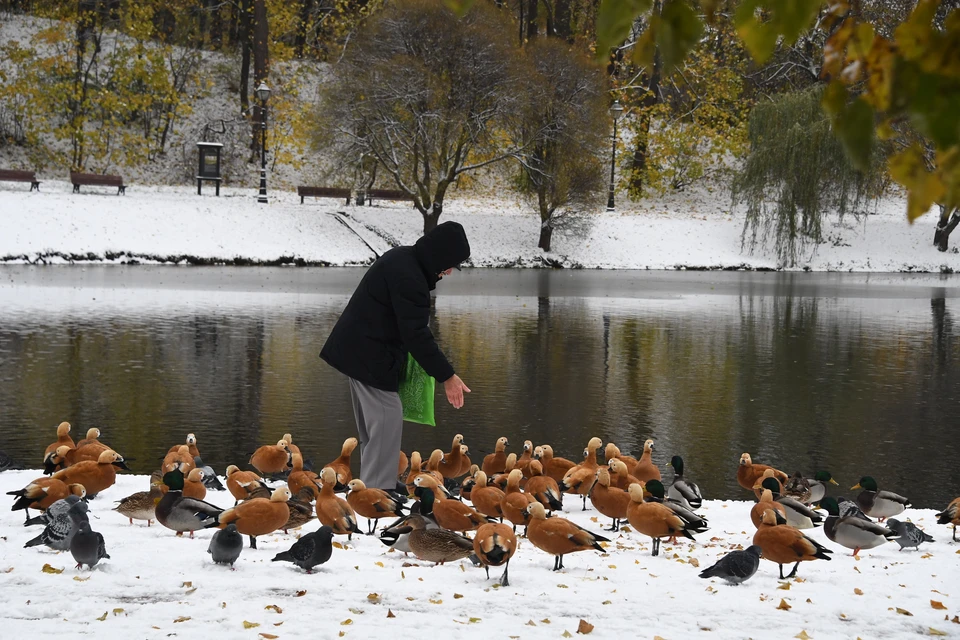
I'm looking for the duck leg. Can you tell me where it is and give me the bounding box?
[606,518,619,532]
[500,561,510,587]
[953,524,957,542]
[786,562,800,579]
[652,538,661,556]
[484,566,490,580]
[367,519,375,535]
[249,535,257,549]
[778,564,787,580]
[851,547,860,557]
[558,555,565,570]
[581,495,587,511]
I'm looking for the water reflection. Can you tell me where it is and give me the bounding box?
[0,267,957,507]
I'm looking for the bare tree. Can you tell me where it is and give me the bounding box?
[320,0,521,233]
[512,39,607,251]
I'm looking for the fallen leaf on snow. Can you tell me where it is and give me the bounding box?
[295,590,307,597]
[854,588,863,596]
[96,612,108,622]
[112,608,124,616]
[332,542,345,549]
[577,619,594,634]
[72,576,89,582]
[689,558,700,568]
[777,599,792,611]
[259,634,279,640]
[526,620,537,626]
[557,584,569,589]
[181,581,192,588]
[429,599,442,605]
[602,600,612,605]
[469,617,481,623]
[41,564,63,574]
[896,608,913,616]
[174,616,191,623]
[243,621,260,629]
[952,616,960,624]
[795,631,812,639]
[778,582,791,590]
[375,561,384,567]
[931,601,947,610]
[387,609,396,618]
[929,629,948,637]
[348,608,363,615]
[341,619,353,626]
[454,593,463,599]
[562,632,573,638]
[367,593,381,604]
[541,618,551,624]
[265,604,282,614]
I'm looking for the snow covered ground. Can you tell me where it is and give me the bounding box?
[2,180,960,272]
[0,469,957,639]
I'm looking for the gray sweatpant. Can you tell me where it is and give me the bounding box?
[348,377,403,491]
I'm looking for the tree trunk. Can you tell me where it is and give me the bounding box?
[423,206,441,234]
[538,221,553,252]
[538,187,552,251]
[935,207,959,252]
[296,0,314,58]
[526,0,539,41]
[629,4,662,196]
[239,0,251,116]
[551,0,572,40]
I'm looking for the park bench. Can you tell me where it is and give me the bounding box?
[0,169,40,191]
[70,171,126,195]
[297,186,351,205]
[365,188,415,206]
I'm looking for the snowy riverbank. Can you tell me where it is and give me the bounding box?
[0,469,957,639]
[3,181,960,272]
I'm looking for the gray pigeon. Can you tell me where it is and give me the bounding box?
[194,457,226,491]
[70,521,109,569]
[272,526,334,573]
[24,494,84,527]
[24,497,89,551]
[207,523,243,567]
[698,545,762,585]
[886,518,934,551]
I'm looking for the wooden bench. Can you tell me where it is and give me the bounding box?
[71,171,126,195]
[0,169,40,191]
[297,186,351,205]
[366,188,415,206]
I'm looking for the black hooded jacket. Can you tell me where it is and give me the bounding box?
[320,221,471,392]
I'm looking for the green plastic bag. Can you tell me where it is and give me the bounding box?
[398,352,436,426]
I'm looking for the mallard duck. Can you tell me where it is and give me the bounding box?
[113,482,163,525]
[217,486,291,549]
[605,442,639,476]
[482,437,509,475]
[225,465,265,505]
[469,471,506,520]
[561,437,602,511]
[752,469,784,500]
[936,497,960,542]
[316,467,361,539]
[414,475,489,532]
[346,479,406,534]
[406,514,475,564]
[851,476,910,521]
[535,445,576,484]
[283,486,316,532]
[474,522,517,586]
[8,477,72,523]
[524,460,563,512]
[155,468,223,537]
[760,477,823,529]
[163,445,196,475]
[250,440,292,477]
[737,453,788,491]
[515,440,535,477]
[52,449,128,498]
[644,479,709,535]
[626,483,700,555]
[752,508,832,578]
[525,501,609,570]
[326,437,358,488]
[438,434,466,479]
[666,455,702,510]
[43,422,75,460]
[698,545,762,585]
[820,496,897,555]
[378,513,439,554]
[590,467,630,531]
[633,440,661,483]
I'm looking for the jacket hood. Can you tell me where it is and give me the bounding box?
[414,221,471,285]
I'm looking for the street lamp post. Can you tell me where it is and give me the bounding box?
[606,99,624,212]
[255,82,271,204]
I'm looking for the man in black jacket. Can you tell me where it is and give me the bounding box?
[320,221,471,492]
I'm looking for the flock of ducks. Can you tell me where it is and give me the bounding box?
[6,422,960,586]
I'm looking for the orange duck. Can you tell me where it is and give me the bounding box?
[561,437,603,510]
[8,477,76,522]
[72,428,113,464]
[608,458,642,491]
[281,433,302,458]
[52,449,127,498]
[225,465,266,505]
[752,468,784,501]
[316,467,361,539]
[525,502,609,571]
[437,434,466,479]
[491,453,518,491]
[482,437,509,475]
[737,453,788,492]
[590,467,630,531]
[515,440,535,478]
[535,445,576,484]
[457,444,473,477]
[75,427,102,449]
[327,437,358,487]
[43,422,75,460]
[750,485,787,529]
[626,483,696,556]
[460,465,480,501]
[469,470,506,520]
[250,440,292,476]
[398,450,410,480]
[216,486,291,549]
[523,460,563,512]
[163,445,196,475]
[414,475,489,533]
[605,442,639,476]
[474,523,517,586]
[752,508,832,578]
[632,439,661,483]
[346,479,406,534]
[167,433,200,459]
[288,452,320,496]
[500,469,535,533]
[43,444,72,476]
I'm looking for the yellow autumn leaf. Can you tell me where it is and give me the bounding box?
[542,618,552,624]
[174,616,191,623]
[332,542,345,549]
[778,582,792,590]
[339,633,345,638]
[557,584,569,589]
[265,604,282,614]
[929,628,948,637]
[932,601,948,610]
[72,576,89,582]
[896,608,913,616]
[469,617,481,623]
[454,593,463,599]
[112,608,124,616]
[41,564,63,574]
[795,631,812,640]
[96,612,108,622]
[429,599,442,604]
[527,620,537,626]
[387,610,396,618]
[577,619,594,634]
[259,634,279,640]
[854,588,864,595]
[375,561,384,567]
[777,599,792,611]
[243,621,260,629]
[341,619,353,626]
[562,632,573,638]
[181,581,192,588]
[602,600,612,605]
[689,558,699,568]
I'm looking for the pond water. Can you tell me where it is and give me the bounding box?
[0,266,957,508]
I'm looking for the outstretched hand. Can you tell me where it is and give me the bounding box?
[443,374,471,409]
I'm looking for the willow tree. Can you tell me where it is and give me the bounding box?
[732,87,886,267]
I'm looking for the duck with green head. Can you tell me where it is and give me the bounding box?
[155,468,223,537]
[851,476,910,522]
[762,477,823,530]
[820,496,897,556]
[646,479,709,535]
[666,456,702,511]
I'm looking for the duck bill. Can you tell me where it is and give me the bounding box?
[114,460,131,470]
[829,479,839,486]
[850,483,861,490]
